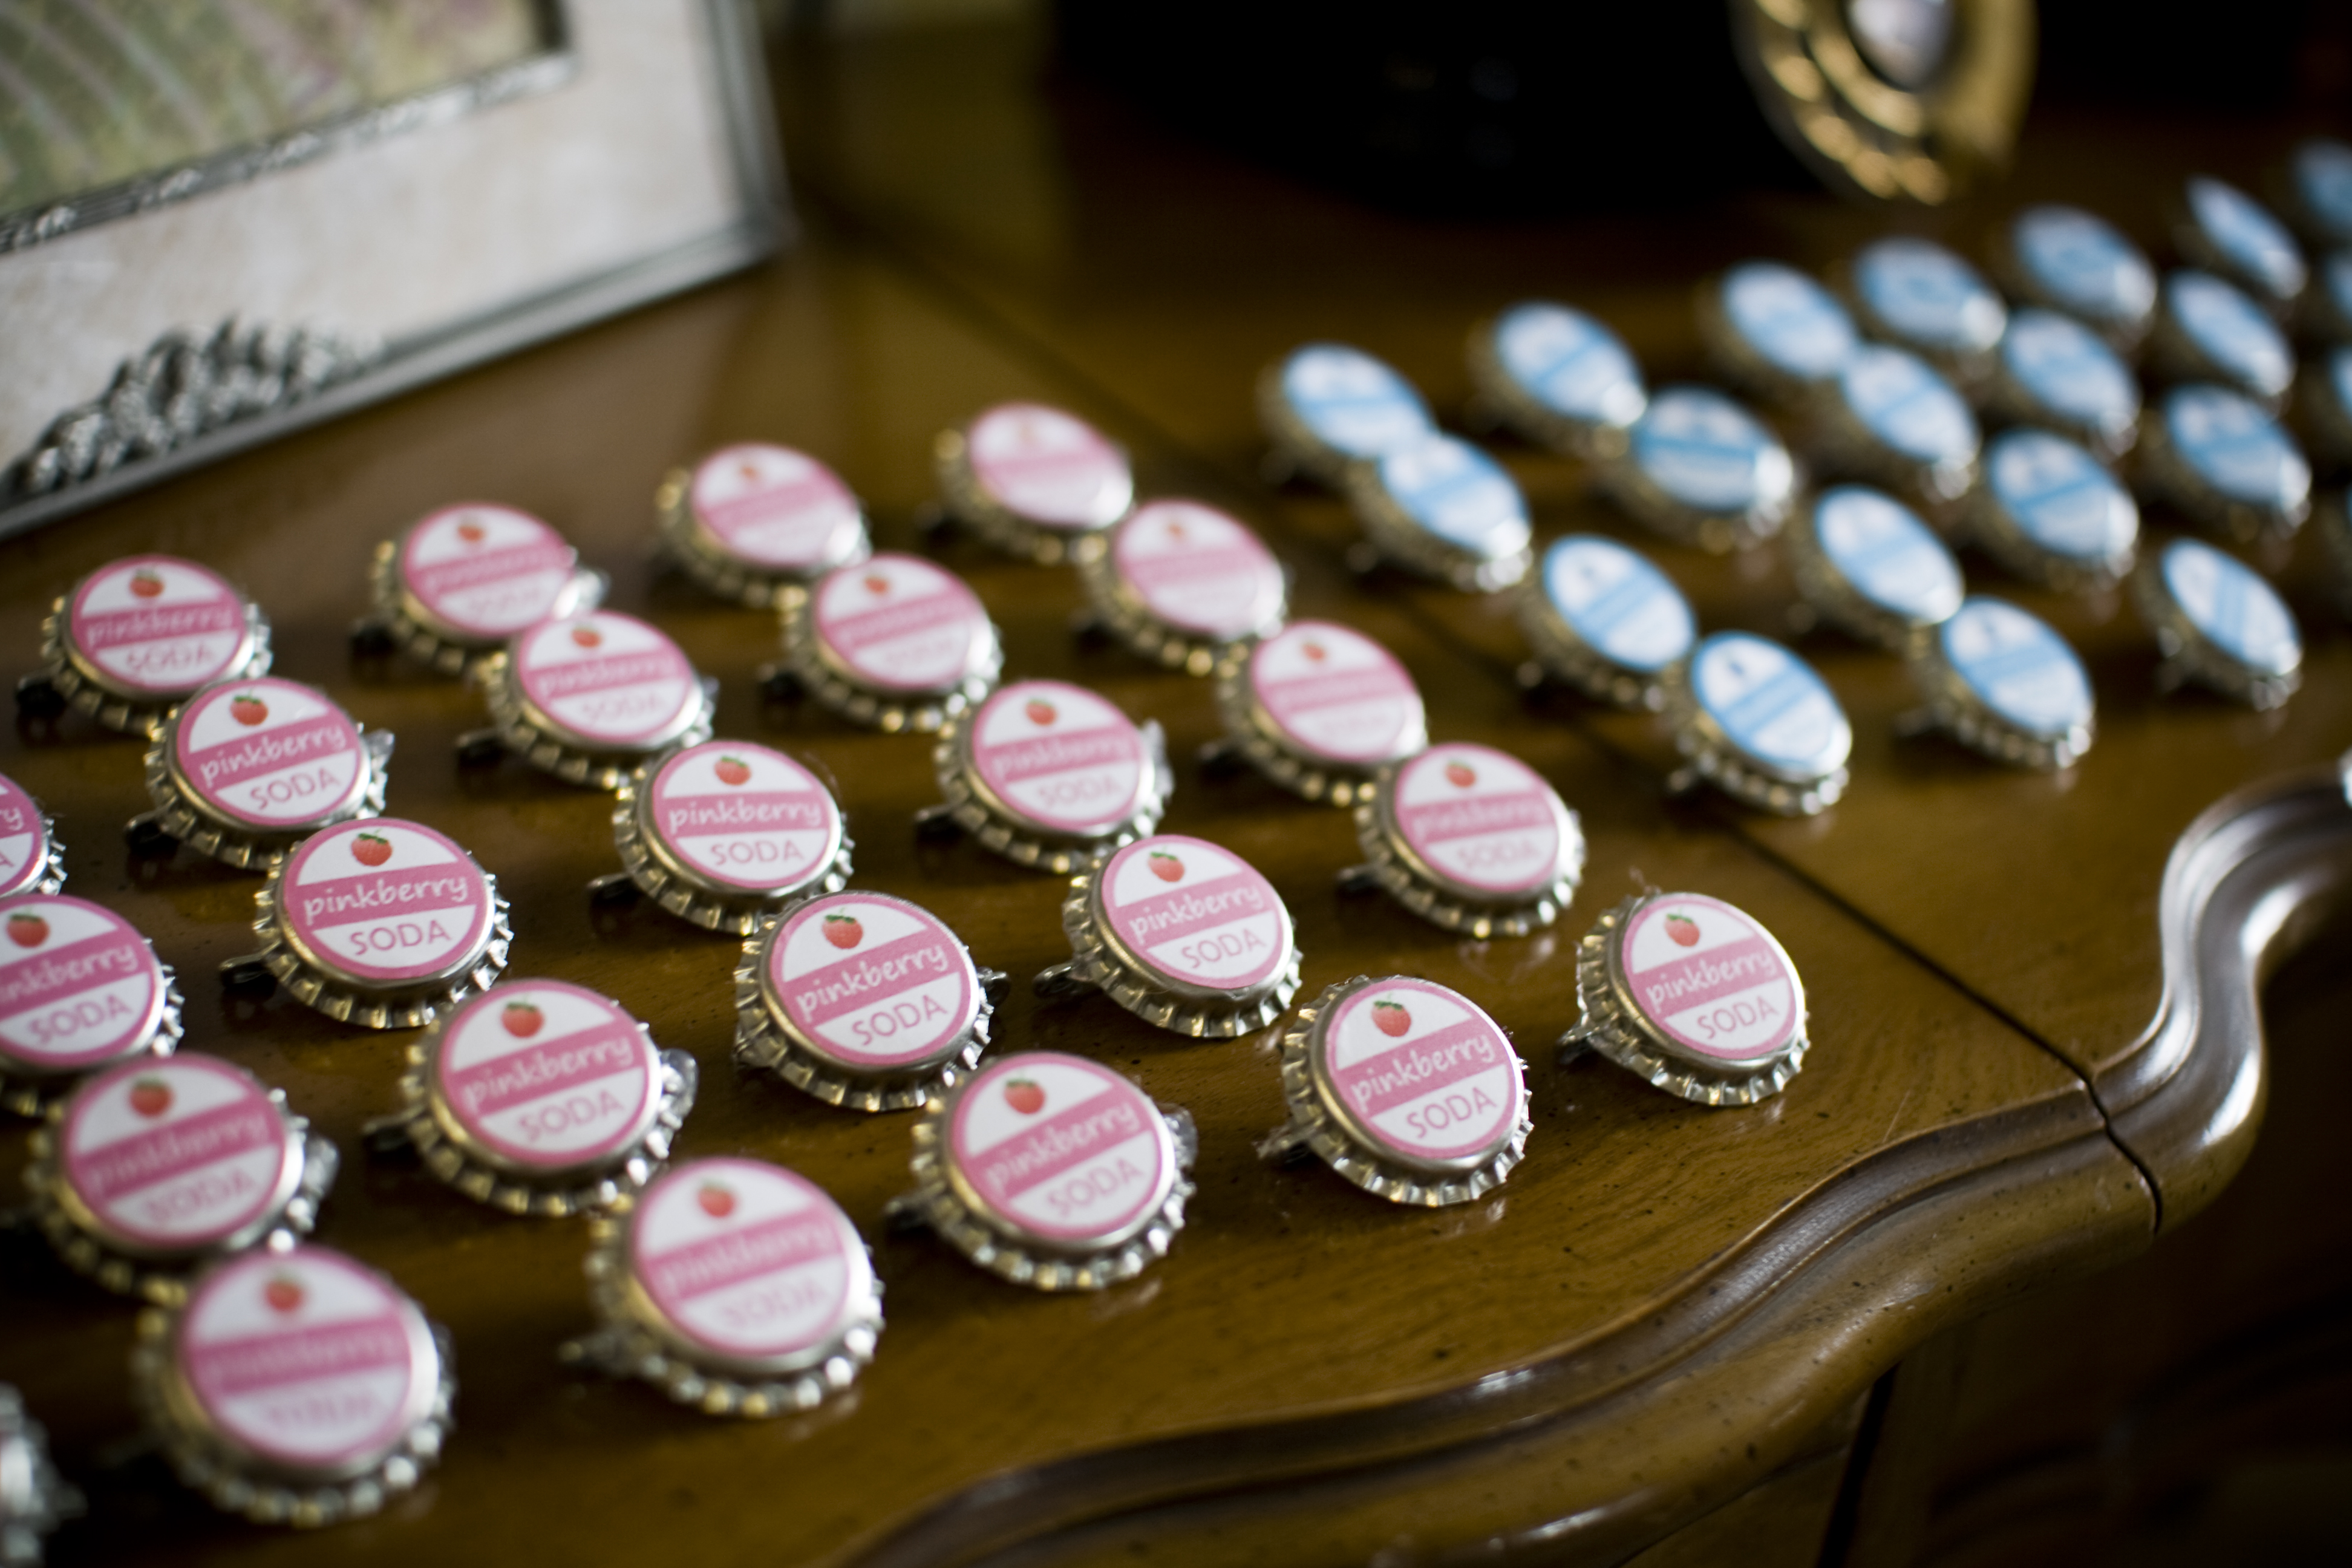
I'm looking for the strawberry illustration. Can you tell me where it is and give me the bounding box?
[1371,999,1411,1038]
[1665,913,1700,949]
[569,625,602,650]
[1301,641,1327,662]
[863,573,889,596]
[737,460,762,483]
[697,1182,736,1218]
[822,913,863,949]
[1444,760,1477,788]
[350,832,392,867]
[5,913,46,948]
[229,692,269,727]
[714,756,752,786]
[264,1275,304,1314]
[1024,699,1057,727]
[1165,520,1187,540]
[128,568,165,599]
[128,1077,172,1118]
[501,1001,544,1038]
[456,518,486,544]
[1004,1078,1045,1115]
[1147,851,1183,883]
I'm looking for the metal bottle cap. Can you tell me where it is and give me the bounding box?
[1699,261,1860,408]
[2131,538,2302,710]
[1344,742,1583,938]
[1846,237,2007,379]
[367,503,600,674]
[1968,430,2140,590]
[657,443,871,606]
[132,1244,452,1525]
[1987,308,2141,457]
[2307,250,2352,347]
[1907,596,2096,769]
[905,1051,1193,1290]
[1610,385,1797,551]
[139,677,389,869]
[1667,633,1852,814]
[735,890,993,1111]
[1560,891,1808,1106]
[936,402,1134,564]
[27,1053,333,1301]
[0,772,65,899]
[576,1157,881,1417]
[1345,431,1534,590]
[2175,176,2305,310]
[0,1387,82,1564]
[2315,492,2352,619]
[28,555,270,736]
[1815,343,1981,510]
[1515,534,1695,709]
[0,894,180,1115]
[928,679,1169,873]
[1788,486,1962,652]
[2299,345,2352,466]
[2139,385,2313,542]
[2148,271,2295,407]
[2282,139,2352,247]
[1211,619,1427,806]
[609,740,850,932]
[1468,302,1647,457]
[478,610,713,788]
[1078,499,1287,675]
[1043,832,1301,1037]
[1998,204,2158,348]
[776,552,1003,733]
[394,979,694,1215]
[244,818,509,1028]
[1263,975,1529,1205]
[1258,343,1435,486]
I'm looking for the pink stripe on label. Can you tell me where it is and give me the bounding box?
[291,864,482,928]
[1630,936,1783,1018]
[824,593,965,655]
[1122,545,1267,592]
[701,477,841,534]
[975,725,1136,786]
[194,1315,411,1397]
[643,1210,841,1304]
[1109,872,1271,950]
[969,1094,1148,1207]
[76,598,241,653]
[524,650,684,700]
[1259,666,1414,721]
[978,448,1117,486]
[408,540,572,601]
[656,791,827,838]
[186,713,353,793]
[74,1098,278,1204]
[441,1024,644,1120]
[784,930,964,1027]
[1328,1018,1507,1120]
[1397,789,1554,847]
[0,930,148,1014]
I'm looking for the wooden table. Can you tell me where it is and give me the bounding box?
[4,21,2348,1567]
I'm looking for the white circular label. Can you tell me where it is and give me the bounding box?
[1689,633,1851,778]
[2168,271,2293,398]
[1854,237,2007,353]
[2186,175,2306,300]
[2166,387,2310,511]
[1246,620,1424,765]
[2158,540,2300,676]
[1540,535,1694,673]
[1317,979,1523,1169]
[967,681,1150,837]
[171,678,367,831]
[1631,388,1791,514]
[512,611,698,751]
[396,505,578,641]
[2010,205,2157,325]
[965,403,1132,530]
[1619,893,1801,1063]
[0,895,166,1073]
[1374,433,1531,558]
[1389,743,1572,897]
[430,981,658,1174]
[1721,261,1857,380]
[65,556,252,697]
[1492,302,1646,424]
[629,1158,867,1364]
[1839,345,1978,466]
[766,892,978,1071]
[1941,598,2094,735]
[1096,834,1290,995]
[279,819,492,986]
[1278,344,1433,459]
[688,443,863,570]
[1812,487,1961,625]
[1109,500,1285,639]
[645,741,841,896]
[946,1053,1172,1249]
[1986,431,2137,565]
[0,772,53,900]
[810,553,993,695]
[60,1054,292,1251]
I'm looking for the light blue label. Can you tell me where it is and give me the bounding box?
[2001,309,2138,432]
[1840,345,1978,465]
[2328,252,2352,327]
[1721,261,1857,381]
[2164,387,2310,509]
[1493,304,1645,426]
[1688,632,1850,776]
[2331,347,2352,423]
[1630,388,1788,514]
[2186,177,2307,300]
[2167,272,2293,397]
[2010,205,2156,325]
[2159,539,2300,676]
[1941,599,2093,735]
[2293,140,2352,242]
[1812,486,1961,624]
[1279,345,1432,459]
[1854,238,2005,353]
[1540,535,1694,674]
[1376,434,1531,557]
[1985,431,2137,564]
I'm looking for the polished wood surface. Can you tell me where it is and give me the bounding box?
[0,19,2344,1567]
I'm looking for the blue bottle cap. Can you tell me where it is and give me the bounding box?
[1851,237,2007,358]
[1936,597,2096,746]
[1684,632,1852,785]
[1997,309,2140,448]
[2290,140,2352,245]
[1356,432,1532,590]
[1717,261,1859,384]
[2005,206,2157,335]
[2160,386,2311,524]
[1267,344,1434,472]
[1485,303,1646,434]
[1806,486,1963,632]
[2162,272,2294,402]
[1530,535,1696,678]
[2181,177,2305,304]
[2305,346,2352,463]
[1976,430,2138,586]
[1626,386,1794,520]
[1835,345,1980,488]
[2155,539,2301,680]
[2316,252,2352,342]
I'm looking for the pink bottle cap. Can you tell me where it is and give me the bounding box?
[508,610,703,753]
[684,444,866,574]
[62,555,256,700]
[0,771,62,899]
[806,553,996,697]
[1364,741,1584,918]
[1105,500,1287,642]
[1308,978,1527,1175]
[163,678,370,832]
[56,1053,301,1255]
[957,679,1155,841]
[1083,834,1296,1017]
[755,891,981,1077]
[0,894,173,1078]
[425,981,662,1177]
[393,504,584,645]
[941,1053,1177,1253]
[275,819,498,990]
[962,403,1133,531]
[1220,621,1427,805]
[636,740,846,900]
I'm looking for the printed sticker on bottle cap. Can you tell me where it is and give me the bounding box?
[59,1055,293,1252]
[65,556,252,697]
[2002,309,2140,431]
[1986,431,2137,564]
[1390,744,1572,897]
[175,1246,435,1474]
[1317,979,1523,1169]
[1632,388,1791,513]
[645,741,841,896]
[397,505,578,641]
[512,612,697,751]
[1540,536,1694,673]
[278,820,492,987]
[2167,273,2293,398]
[1109,501,1284,640]
[170,678,367,831]
[430,982,658,1174]
[1840,345,1979,465]
[2010,206,2157,325]
[1492,303,1647,423]
[947,1053,1172,1249]
[2292,140,2352,243]
[2164,387,2310,509]
[766,892,979,1072]
[1690,633,1852,778]
[1812,488,1962,624]
[0,896,167,1074]
[2158,540,2301,675]
[2186,177,2305,301]
[0,773,53,900]
[1095,835,1289,996]
[689,444,862,570]
[966,681,1150,838]
[1248,621,1423,765]
[1374,434,1532,557]
[965,404,1132,531]
[1617,895,1802,1065]
[1941,599,2093,736]
[628,1158,867,1366]
[1854,237,2006,353]
[1278,345,1433,459]
[811,554,992,695]
[1722,261,1858,380]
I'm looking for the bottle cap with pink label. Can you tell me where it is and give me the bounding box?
[393,979,697,1216]
[1037,834,1301,1039]
[0,770,67,900]
[570,1157,881,1417]
[1076,499,1289,675]
[923,680,1171,874]
[21,555,271,736]
[736,890,998,1112]
[776,552,1004,733]
[0,893,183,1117]
[1561,890,1811,1106]
[364,503,604,675]
[137,676,393,870]
[607,740,852,933]
[1210,619,1428,807]
[1260,975,1530,1205]
[936,402,1134,564]
[900,1051,1195,1291]
[477,610,715,789]
[27,1052,335,1299]
[658,444,872,607]
[232,817,511,1030]
[131,1243,453,1525]
[1341,742,1584,940]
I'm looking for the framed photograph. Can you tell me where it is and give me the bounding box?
[0,0,786,538]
